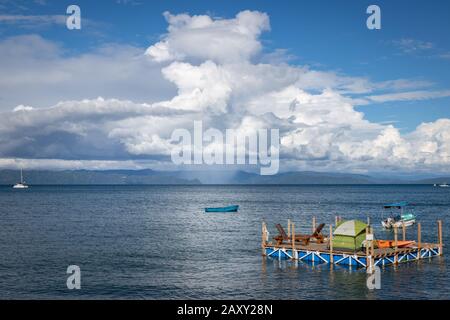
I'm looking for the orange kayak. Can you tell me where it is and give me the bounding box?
[376,240,415,248]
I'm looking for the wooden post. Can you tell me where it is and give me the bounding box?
[370,227,375,271]
[292,223,296,260]
[394,226,398,249]
[261,221,267,256]
[394,225,398,264]
[329,225,334,263]
[365,227,369,271]
[312,216,316,233]
[287,219,291,238]
[365,227,369,256]
[417,222,421,260]
[438,220,443,256]
[402,221,406,241]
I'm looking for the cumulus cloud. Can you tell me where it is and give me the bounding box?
[1,11,450,174]
[155,60,233,113]
[0,97,196,160]
[145,10,270,63]
[13,105,34,112]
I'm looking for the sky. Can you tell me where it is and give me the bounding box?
[0,0,449,175]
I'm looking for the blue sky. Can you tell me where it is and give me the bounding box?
[2,0,449,131]
[0,0,449,173]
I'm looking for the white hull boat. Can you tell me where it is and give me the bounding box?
[13,168,29,189]
[381,201,416,230]
[13,183,29,189]
[381,217,415,229]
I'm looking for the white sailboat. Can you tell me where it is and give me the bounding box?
[438,182,449,188]
[13,168,29,189]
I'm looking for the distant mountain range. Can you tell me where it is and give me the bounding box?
[0,169,449,185]
[0,169,200,185]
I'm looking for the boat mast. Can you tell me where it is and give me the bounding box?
[20,168,23,184]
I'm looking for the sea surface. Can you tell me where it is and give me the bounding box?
[0,185,448,299]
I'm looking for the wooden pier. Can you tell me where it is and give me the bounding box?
[262,218,443,271]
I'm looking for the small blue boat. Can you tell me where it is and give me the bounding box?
[205,205,239,213]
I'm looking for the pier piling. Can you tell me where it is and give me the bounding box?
[312,216,316,233]
[292,223,296,260]
[287,219,291,238]
[262,221,267,256]
[402,221,406,241]
[417,222,421,260]
[438,220,443,255]
[370,227,375,272]
[365,226,370,273]
[329,225,333,263]
[394,226,398,264]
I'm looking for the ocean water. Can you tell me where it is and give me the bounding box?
[0,185,448,299]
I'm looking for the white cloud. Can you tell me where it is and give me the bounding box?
[0,13,100,30]
[155,60,233,113]
[392,38,434,54]
[368,90,450,103]
[439,52,450,60]
[13,105,34,112]
[145,10,270,63]
[391,38,450,62]
[0,35,176,110]
[374,79,434,91]
[1,11,449,174]
[115,0,142,6]
[0,97,196,161]
[408,119,450,165]
[0,14,66,26]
